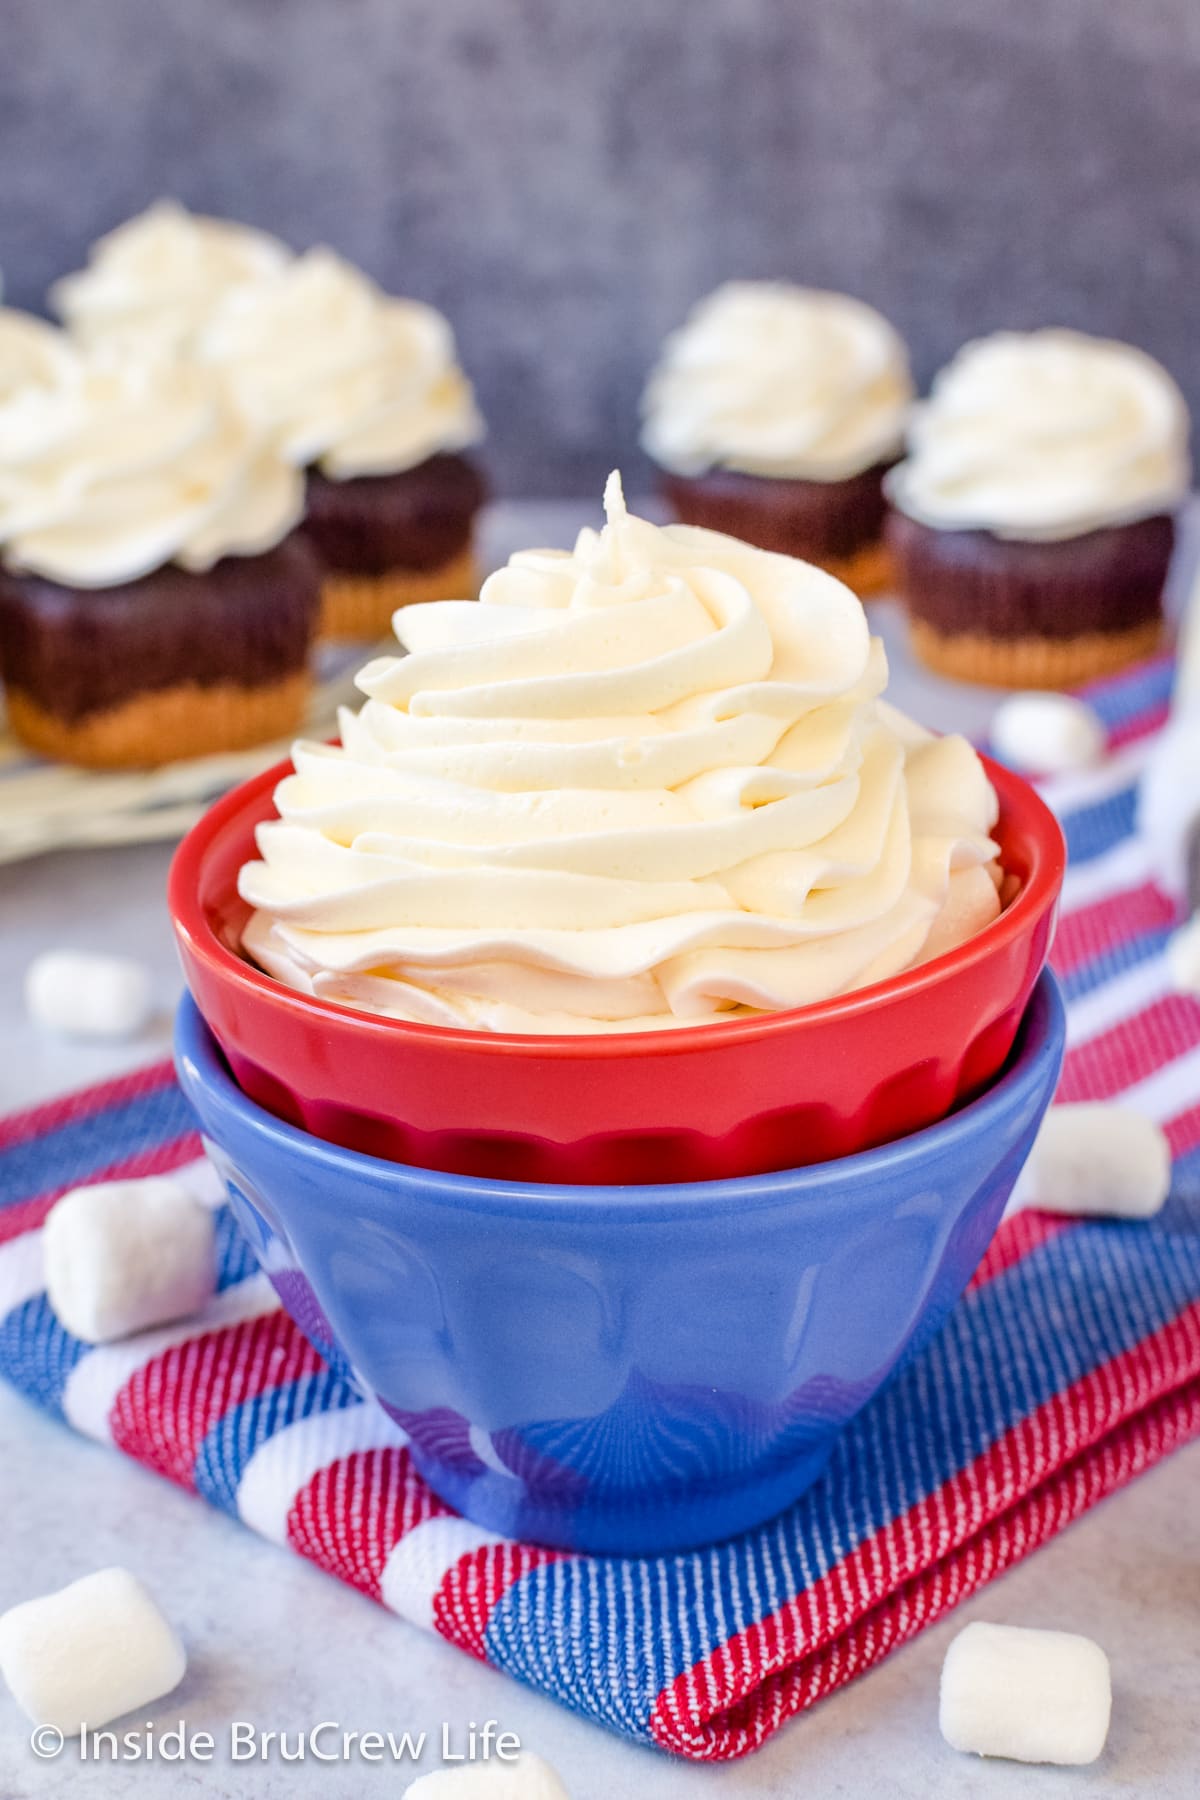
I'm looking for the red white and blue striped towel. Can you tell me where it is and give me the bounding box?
[2,656,1198,1763]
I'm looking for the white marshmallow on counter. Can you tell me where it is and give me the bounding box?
[24,949,154,1041]
[940,1620,1111,1765]
[180,1151,228,1210]
[1013,1102,1171,1220]
[44,1177,217,1345]
[0,1568,186,1735]
[1137,713,1200,905]
[990,691,1105,776]
[1168,913,1200,996]
[405,1754,570,1798]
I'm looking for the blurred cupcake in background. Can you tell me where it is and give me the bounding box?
[0,308,80,679]
[640,281,914,596]
[0,305,78,401]
[50,199,290,356]
[197,248,487,640]
[0,357,319,768]
[886,329,1191,688]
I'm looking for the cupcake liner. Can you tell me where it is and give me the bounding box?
[908,618,1164,689]
[318,546,479,640]
[887,509,1172,680]
[822,537,893,599]
[6,674,313,771]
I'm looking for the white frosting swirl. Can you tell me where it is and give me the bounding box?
[50,200,291,355]
[640,282,914,482]
[886,329,1191,541]
[197,247,484,478]
[0,308,78,404]
[0,314,82,507]
[240,475,1000,1034]
[0,358,304,586]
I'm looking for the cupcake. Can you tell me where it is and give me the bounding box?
[239,473,1002,1032]
[0,306,78,399]
[0,356,319,768]
[0,309,79,681]
[197,248,486,640]
[50,199,290,357]
[885,329,1191,688]
[640,282,914,597]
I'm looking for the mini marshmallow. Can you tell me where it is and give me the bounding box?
[991,692,1105,776]
[0,1568,186,1735]
[940,1620,1111,1765]
[25,949,153,1041]
[1014,1102,1171,1220]
[1168,913,1200,996]
[405,1755,570,1799]
[1137,714,1200,905]
[44,1177,217,1345]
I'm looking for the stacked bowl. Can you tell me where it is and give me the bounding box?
[169,751,1065,1556]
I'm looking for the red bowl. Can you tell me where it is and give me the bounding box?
[168,752,1064,1185]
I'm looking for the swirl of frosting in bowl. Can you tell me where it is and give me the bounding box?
[885,329,1191,541]
[196,247,484,478]
[50,200,291,355]
[239,474,1001,1033]
[640,282,914,483]
[0,357,304,587]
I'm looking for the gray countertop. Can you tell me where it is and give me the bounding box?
[1,503,1197,1798]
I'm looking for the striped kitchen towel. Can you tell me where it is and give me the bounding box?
[2,655,1198,1762]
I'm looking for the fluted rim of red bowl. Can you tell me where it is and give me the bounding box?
[168,749,1065,1061]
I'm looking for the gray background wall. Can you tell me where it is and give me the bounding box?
[1,0,1197,495]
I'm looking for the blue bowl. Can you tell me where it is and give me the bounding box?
[175,972,1064,1556]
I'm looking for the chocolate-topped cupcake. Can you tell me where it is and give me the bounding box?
[198,248,486,639]
[0,357,319,768]
[640,282,914,596]
[885,329,1191,688]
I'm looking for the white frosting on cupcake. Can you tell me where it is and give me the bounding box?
[0,357,303,587]
[240,474,1000,1033]
[0,309,78,403]
[0,311,81,496]
[640,282,914,482]
[50,200,291,355]
[197,247,484,478]
[886,329,1191,541]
